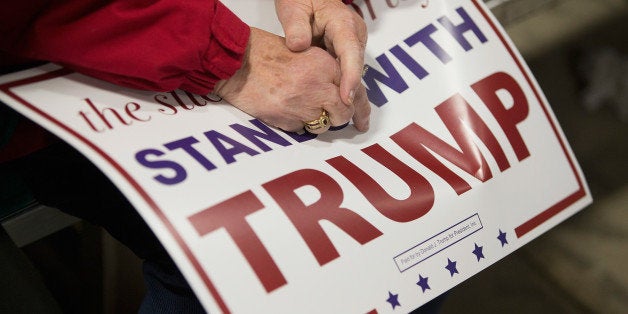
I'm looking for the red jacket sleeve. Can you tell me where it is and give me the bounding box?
[1,0,250,95]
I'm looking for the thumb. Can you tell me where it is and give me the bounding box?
[275,1,312,51]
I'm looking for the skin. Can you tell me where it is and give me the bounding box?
[275,0,368,107]
[215,0,369,134]
[215,28,370,134]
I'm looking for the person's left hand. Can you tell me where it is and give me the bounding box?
[214,28,370,134]
[275,0,367,107]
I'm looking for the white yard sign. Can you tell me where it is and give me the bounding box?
[0,1,591,313]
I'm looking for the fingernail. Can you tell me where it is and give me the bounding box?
[348,89,356,105]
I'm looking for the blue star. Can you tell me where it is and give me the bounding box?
[416,275,430,293]
[386,291,401,309]
[472,243,485,261]
[445,258,459,277]
[497,229,508,247]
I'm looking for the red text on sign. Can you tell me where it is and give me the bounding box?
[188,71,530,293]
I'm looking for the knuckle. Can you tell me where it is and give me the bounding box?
[333,106,354,124]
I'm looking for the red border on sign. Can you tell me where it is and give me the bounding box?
[0,1,587,312]
[0,68,231,313]
[470,0,587,237]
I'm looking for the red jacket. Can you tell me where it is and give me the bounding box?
[0,0,250,162]
[1,0,250,94]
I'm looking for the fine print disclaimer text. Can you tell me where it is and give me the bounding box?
[394,214,483,272]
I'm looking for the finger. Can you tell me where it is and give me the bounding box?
[271,88,344,134]
[295,51,350,128]
[326,17,367,106]
[296,82,351,128]
[275,0,313,51]
[303,112,331,134]
[278,120,309,133]
[321,89,355,127]
[351,84,370,132]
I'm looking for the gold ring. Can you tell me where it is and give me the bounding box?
[362,64,369,77]
[304,109,331,134]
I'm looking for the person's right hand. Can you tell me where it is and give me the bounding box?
[213,27,370,134]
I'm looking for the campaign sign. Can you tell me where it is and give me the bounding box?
[0,0,591,313]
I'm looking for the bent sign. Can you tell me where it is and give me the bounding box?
[0,1,591,313]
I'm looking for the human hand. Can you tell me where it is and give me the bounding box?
[275,0,367,107]
[213,27,370,134]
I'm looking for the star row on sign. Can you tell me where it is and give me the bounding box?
[386,229,509,310]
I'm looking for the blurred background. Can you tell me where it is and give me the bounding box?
[442,0,628,313]
[1,0,626,313]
